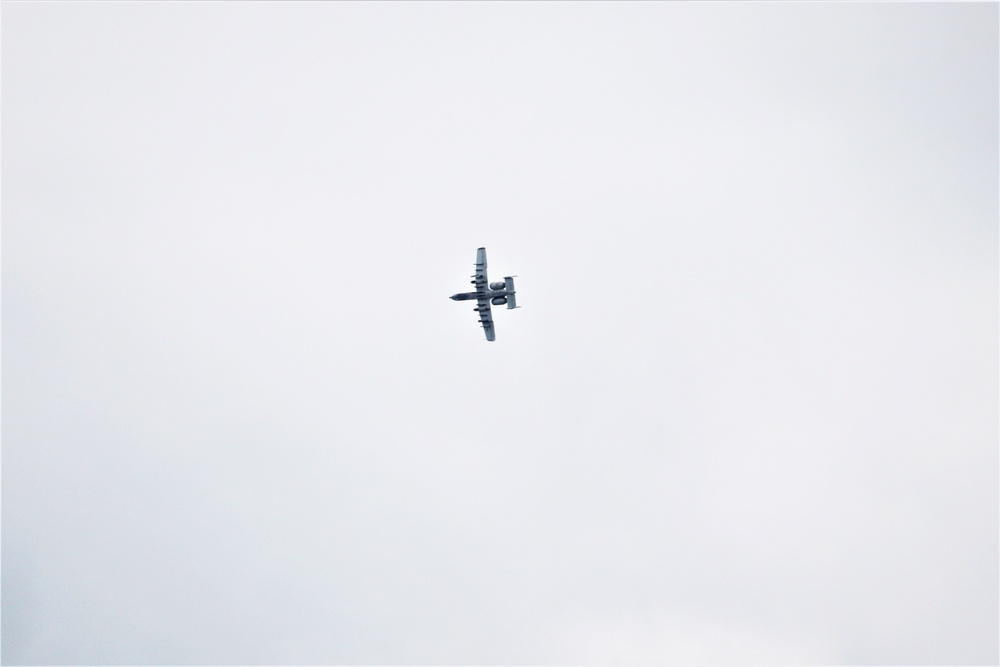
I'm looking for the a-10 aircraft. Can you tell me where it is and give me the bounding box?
[450,247,517,341]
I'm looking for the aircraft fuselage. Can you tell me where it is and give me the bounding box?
[449,289,508,301]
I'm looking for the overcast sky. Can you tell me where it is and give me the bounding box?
[2,2,997,665]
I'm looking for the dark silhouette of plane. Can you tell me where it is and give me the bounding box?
[450,247,517,341]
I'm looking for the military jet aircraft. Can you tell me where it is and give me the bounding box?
[450,247,517,341]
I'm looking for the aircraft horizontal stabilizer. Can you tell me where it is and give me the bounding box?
[504,276,517,309]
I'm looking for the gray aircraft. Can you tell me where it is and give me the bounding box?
[450,247,518,341]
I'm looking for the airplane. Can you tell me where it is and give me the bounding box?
[449,247,518,341]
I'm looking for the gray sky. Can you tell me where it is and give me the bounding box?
[2,2,997,664]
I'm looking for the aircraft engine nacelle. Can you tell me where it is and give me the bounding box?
[491,296,508,306]
[489,282,506,291]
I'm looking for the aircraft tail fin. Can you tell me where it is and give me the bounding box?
[504,276,518,309]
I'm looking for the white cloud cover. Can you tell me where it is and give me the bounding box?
[3,2,996,664]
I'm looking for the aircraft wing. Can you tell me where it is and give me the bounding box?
[476,297,496,341]
[474,246,488,293]
[473,248,494,340]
